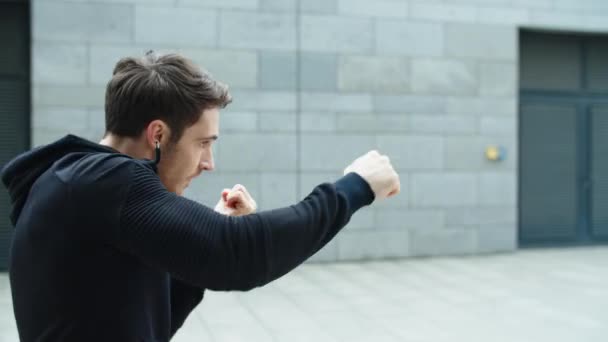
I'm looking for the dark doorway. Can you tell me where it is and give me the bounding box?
[519,30,608,246]
[0,0,31,270]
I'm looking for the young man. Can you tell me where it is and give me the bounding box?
[1,52,400,341]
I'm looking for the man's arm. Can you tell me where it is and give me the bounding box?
[112,162,374,291]
[169,277,204,337]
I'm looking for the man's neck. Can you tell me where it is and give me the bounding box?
[99,134,152,160]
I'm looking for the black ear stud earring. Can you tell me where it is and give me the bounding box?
[154,140,161,164]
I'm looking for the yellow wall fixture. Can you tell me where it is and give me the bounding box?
[485,145,506,162]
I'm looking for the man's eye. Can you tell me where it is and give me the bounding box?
[201,141,211,147]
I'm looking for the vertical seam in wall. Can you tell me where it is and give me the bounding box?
[255,48,262,131]
[86,41,91,134]
[256,48,261,94]
[216,8,222,49]
[212,8,224,50]
[371,17,377,55]
[296,0,302,199]
[27,0,33,148]
[131,4,136,45]
[86,42,91,86]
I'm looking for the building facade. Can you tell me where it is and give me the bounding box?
[2,0,608,267]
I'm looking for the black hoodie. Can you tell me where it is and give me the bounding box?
[0,135,374,342]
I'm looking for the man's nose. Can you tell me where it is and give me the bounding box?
[200,155,214,171]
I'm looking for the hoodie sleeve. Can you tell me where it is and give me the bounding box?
[112,162,374,291]
[169,277,204,338]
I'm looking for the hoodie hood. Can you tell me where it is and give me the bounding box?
[1,135,119,226]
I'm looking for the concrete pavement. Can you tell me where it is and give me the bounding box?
[1,247,607,342]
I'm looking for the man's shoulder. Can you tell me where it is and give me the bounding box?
[54,152,156,187]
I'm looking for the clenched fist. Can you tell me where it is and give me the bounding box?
[344,150,400,201]
[214,184,257,216]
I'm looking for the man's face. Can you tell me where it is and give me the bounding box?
[157,107,219,195]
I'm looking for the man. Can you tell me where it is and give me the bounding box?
[1,51,400,341]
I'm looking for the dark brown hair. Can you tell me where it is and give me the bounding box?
[104,51,232,143]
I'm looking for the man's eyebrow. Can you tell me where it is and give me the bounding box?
[201,135,219,141]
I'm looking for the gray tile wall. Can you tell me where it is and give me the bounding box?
[32,0,608,261]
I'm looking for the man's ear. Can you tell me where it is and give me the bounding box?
[145,120,169,148]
